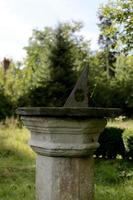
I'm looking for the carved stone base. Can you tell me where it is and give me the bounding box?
[21,116,107,200]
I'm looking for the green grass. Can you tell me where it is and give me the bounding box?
[95,159,133,200]
[95,118,133,200]
[0,118,133,200]
[0,122,36,200]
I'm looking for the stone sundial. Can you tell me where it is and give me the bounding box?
[64,66,88,107]
[17,66,122,200]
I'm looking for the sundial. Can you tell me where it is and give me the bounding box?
[17,65,122,200]
[64,66,88,107]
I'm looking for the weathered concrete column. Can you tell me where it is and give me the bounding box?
[19,111,108,200]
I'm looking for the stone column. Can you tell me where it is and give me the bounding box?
[21,116,107,200]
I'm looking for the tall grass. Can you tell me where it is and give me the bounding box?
[0,118,35,200]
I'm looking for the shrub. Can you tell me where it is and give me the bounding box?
[0,91,13,120]
[95,127,126,159]
[126,136,133,160]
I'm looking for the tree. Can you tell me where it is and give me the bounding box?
[98,1,121,78]
[96,0,133,111]
[24,22,91,106]
[98,0,133,55]
[0,62,13,119]
[24,27,55,89]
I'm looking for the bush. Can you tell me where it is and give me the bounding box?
[126,136,133,160]
[0,91,13,120]
[95,127,126,159]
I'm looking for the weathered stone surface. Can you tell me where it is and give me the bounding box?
[18,107,122,200]
[17,107,123,118]
[64,66,88,107]
[36,155,94,200]
[21,116,106,157]
[20,115,107,200]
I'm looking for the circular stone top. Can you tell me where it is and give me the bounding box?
[17,107,123,118]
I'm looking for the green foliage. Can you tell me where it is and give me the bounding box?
[24,22,90,107]
[24,27,54,89]
[98,3,118,77]
[0,85,12,120]
[126,136,133,159]
[98,0,133,54]
[0,20,133,117]
[115,55,133,109]
[125,130,133,159]
[0,60,31,118]
[0,124,35,200]
[89,54,133,111]
[127,136,133,151]
[97,0,133,79]
[95,119,133,199]
[0,22,91,116]
[95,159,133,200]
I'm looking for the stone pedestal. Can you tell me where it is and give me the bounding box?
[36,156,94,200]
[21,115,107,200]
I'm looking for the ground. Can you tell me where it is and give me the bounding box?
[0,118,133,200]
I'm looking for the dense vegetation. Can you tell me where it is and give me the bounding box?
[0,119,35,200]
[0,0,133,120]
[0,1,132,125]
